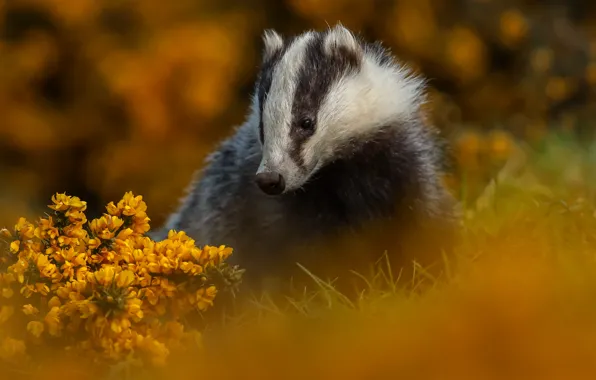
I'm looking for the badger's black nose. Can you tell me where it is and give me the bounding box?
[255,172,285,195]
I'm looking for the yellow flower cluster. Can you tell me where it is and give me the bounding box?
[0,192,242,369]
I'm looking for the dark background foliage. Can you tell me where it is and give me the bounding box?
[1,0,595,228]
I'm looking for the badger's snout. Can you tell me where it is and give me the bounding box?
[255,171,285,195]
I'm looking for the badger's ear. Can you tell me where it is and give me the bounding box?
[262,29,284,62]
[323,23,363,60]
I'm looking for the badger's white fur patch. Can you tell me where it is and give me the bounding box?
[262,29,284,62]
[323,24,362,58]
[258,31,315,189]
[303,55,426,171]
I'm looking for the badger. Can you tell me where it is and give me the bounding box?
[152,25,460,294]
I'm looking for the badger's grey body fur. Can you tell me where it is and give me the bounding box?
[153,25,459,291]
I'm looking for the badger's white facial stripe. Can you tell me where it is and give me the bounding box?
[262,29,283,62]
[258,32,315,187]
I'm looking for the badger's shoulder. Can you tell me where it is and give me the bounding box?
[201,121,261,187]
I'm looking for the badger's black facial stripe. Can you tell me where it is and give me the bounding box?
[289,31,362,169]
[257,53,282,145]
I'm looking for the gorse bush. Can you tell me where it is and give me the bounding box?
[0,192,243,374]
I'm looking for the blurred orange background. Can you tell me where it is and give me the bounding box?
[1,0,595,229]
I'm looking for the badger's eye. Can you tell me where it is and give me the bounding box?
[299,118,315,131]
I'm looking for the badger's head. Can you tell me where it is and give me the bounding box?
[252,24,426,196]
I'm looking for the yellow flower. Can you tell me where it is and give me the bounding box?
[77,300,99,319]
[206,246,222,260]
[56,281,79,300]
[10,240,20,253]
[34,217,59,240]
[110,317,131,334]
[136,272,151,288]
[92,266,117,287]
[116,270,135,288]
[142,288,159,306]
[158,279,177,298]
[2,287,14,298]
[14,217,35,239]
[87,238,102,250]
[44,306,62,336]
[74,252,88,266]
[0,228,11,238]
[55,247,87,267]
[132,215,151,235]
[60,261,75,279]
[49,193,87,212]
[118,192,148,217]
[126,298,144,321]
[202,245,233,264]
[218,245,233,260]
[9,258,27,282]
[34,282,50,296]
[0,306,14,324]
[106,201,120,216]
[0,337,26,361]
[36,254,59,280]
[57,236,81,248]
[195,286,217,311]
[116,228,134,241]
[27,320,45,338]
[158,256,173,272]
[22,304,39,316]
[180,261,203,275]
[89,215,125,240]
[75,266,88,281]
[48,296,61,308]
[106,192,151,233]
[66,209,87,224]
[20,285,34,298]
[63,224,88,239]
